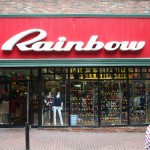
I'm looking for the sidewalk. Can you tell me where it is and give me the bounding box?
[0,128,145,150]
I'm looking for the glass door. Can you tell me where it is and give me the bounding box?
[0,68,32,127]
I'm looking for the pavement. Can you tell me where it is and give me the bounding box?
[0,128,146,150]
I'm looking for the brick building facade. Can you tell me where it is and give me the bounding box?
[0,1,149,132]
[0,0,149,14]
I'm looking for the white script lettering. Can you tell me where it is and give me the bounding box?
[1,29,145,52]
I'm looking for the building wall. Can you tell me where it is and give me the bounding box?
[0,1,149,132]
[0,0,149,14]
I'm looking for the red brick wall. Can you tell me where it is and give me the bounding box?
[0,0,149,14]
[40,126,147,133]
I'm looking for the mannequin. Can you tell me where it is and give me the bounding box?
[52,91,63,126]
[44,92,53,125]
[45,92,53,105]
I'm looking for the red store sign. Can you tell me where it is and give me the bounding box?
[0,17,150,59]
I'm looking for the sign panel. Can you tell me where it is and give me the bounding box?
[0,17,149,59]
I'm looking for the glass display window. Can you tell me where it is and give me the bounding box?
[142,67,150,79]
[0,66,149,127]
[41,67,69,126]
[100,80,128,126]
[70,81,98,126]
[129,80,150,125]
[128,67,141,79]
[70,67,98,80]
[99,67,126,79]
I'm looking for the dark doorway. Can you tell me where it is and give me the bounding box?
[10,81,28,127]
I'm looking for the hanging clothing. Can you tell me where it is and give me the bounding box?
[46,97,53,110]
[53,97,62,107]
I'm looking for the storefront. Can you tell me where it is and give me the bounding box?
[0,16,150,128]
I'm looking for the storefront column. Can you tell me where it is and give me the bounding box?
[38,68,42,126]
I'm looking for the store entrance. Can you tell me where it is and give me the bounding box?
[10,81,29,126]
